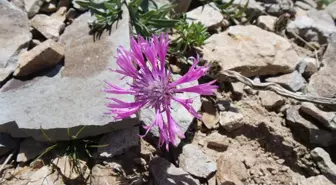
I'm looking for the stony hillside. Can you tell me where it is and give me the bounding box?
[1,0,336,184]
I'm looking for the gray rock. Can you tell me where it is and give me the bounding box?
[286,106,334,146]
[149,157,200,185]
[98,126,139,158]
[311,147,336,183]
[266,71,306,92]
[259,91,284,110]
[17,138,49,162]
[24,0,44,18]
[0,10,138,141]
[0,0,31,83]
[178,144,217,178]
[202,25,299,78]
[257,15,277,31]
[295,1,314,10]
[216,100,231,111]
[0,133,18,156]
[326,1,336,20]
[264,0,295,16]
[308,33,336,98]
[186,3,224,29]
[30,14,65,41]
[139,74,201,145]
[300,102,336,130]
[287,10,336,45]
[219,110,244,132]
[14,39,64,77]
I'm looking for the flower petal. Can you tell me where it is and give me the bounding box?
[175,80,218,95]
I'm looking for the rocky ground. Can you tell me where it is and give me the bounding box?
[1,0,336,184]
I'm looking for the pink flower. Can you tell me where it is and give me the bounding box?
[104,33,217,149]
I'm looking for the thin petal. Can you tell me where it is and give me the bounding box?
[171,96,201,119]
[175,80,218,95]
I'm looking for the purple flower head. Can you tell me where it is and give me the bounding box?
[104,33,217,150]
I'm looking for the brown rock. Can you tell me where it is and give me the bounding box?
[14,39,64,77]
[202,25,299,78]
[217,150,248,185]
[259,91,284,110]
[219,111,244,132]
[52,155,88,180]
[30,14,65,41]
[202,100,220,129]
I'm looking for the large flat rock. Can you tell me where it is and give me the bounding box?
[0,10,138,141]
[308,33,336,98]
[0,0,32,83]
[202,25,299,78]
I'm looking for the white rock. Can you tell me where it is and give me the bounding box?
[0,0,31,83]
[326,1,336,20]
[257,15,277,31]
[202,25,299,77]
[30,14,65,41]
[186,3,224,29]
[24,0,44,18]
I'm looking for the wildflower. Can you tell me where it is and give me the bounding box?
[104,33,217,149]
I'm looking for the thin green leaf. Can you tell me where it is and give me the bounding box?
[40,126,52,142]
[234,0,249,18]
[75,125,87,138]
